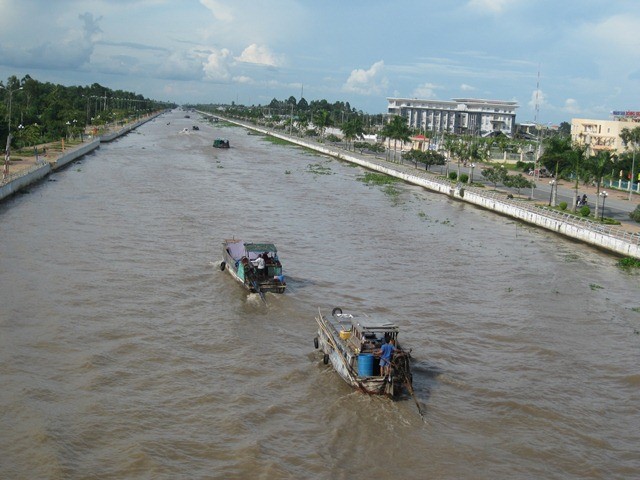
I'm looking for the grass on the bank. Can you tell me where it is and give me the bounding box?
[358,172,402,201]
[358,172,397,186]
[262,134,321,156]
[263,135,293,146]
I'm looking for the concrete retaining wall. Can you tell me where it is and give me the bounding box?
[53,139,101,170]
[0,163,51,200]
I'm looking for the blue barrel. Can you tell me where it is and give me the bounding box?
[357,354,374,377]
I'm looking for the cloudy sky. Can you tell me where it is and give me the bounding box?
[1,0,639,125]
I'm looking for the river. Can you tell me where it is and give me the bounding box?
[1,109,639,479]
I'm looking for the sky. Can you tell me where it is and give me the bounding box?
[1,0,639,125]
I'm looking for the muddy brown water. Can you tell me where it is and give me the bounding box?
[1,110,639,479]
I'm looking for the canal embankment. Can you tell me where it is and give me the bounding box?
[0,111,166,202]
[203,112,640,259]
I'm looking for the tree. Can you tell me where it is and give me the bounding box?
[504,173,534,196]
[424,150,446,170]
[482,166,508,189]
[584,150,616,219]
[341,117,364,151]
[557,122,571,136]
[404,150,446,170]
[313,110,332,141]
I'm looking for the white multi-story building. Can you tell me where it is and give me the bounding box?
[387,97,518,137]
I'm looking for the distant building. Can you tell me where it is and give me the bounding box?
[571,113,640,154]
[387,97,518,137]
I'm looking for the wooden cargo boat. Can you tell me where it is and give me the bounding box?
[220,239,285,294]
[314,307,412,397]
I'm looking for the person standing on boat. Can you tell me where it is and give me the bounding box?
[251,255,265,277]
[378,338,396,378]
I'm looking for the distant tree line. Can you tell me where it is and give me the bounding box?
[1,74,175,149]
[190,96,386,137]
[194,96,640,199]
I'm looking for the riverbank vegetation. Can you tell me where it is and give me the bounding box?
[1,74,174,151]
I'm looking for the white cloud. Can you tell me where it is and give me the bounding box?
[199,0,234,22]
[528,88,546,111]
[460,83,476,92]
[412,82,439,99]
[233,75,253,84]
[158,51,203,80]
[343,60,388,95]
[236,44,284,67]
[562,98,581,115]
[202,48,233,81]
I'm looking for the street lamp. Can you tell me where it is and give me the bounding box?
[600,191,608,221]
[549,179,556,206]
[469,163,475,184]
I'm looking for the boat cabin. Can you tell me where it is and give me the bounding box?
[332,312,399,355]
[213,138,230,148]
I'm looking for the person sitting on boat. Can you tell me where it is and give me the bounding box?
[377,338,396,378]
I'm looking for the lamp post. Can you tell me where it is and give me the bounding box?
[548,179,556,206]
[600,191,608,221]
[469,163,475,184]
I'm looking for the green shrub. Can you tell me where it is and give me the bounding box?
[630,205,640,223]
[448,171,458,181]
[579,205,591,217]
[559,201,568,210]
[459,173,469,183]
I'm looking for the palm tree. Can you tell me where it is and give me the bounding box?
[313,110,332,141]
[380,122,394,161]
[385,115,411,162]
[586,150,616,219]
[442,134,457,175]
[341,117,365,151]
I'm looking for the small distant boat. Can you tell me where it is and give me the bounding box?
[314,307,413,398]
[220,239,285,294]
[213,138,230,148]
[192,125,199,131]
